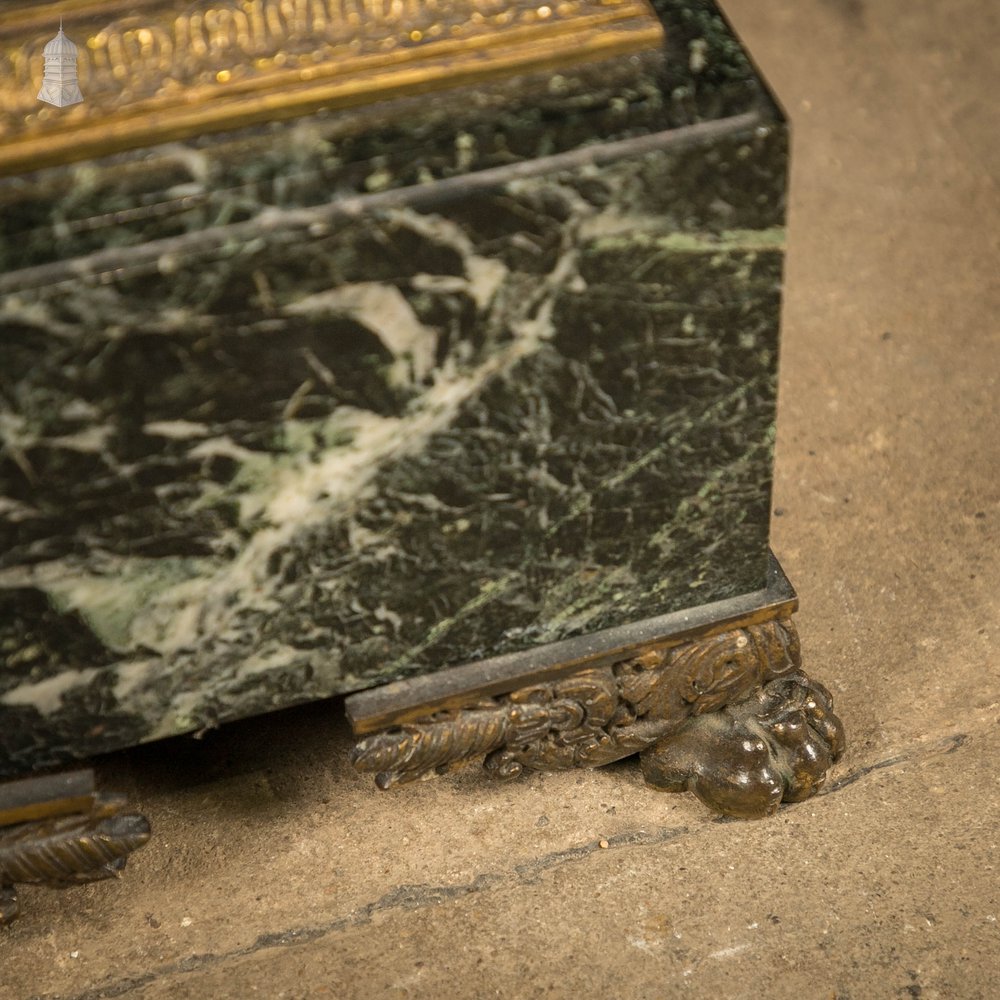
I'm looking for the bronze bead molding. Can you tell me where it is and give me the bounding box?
[0,770,150,927]
[348,555,845,819]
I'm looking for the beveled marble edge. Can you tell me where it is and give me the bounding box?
[0,109,766,296]
[346,551,797,734]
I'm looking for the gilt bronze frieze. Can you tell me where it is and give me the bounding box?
[0,0,663,176]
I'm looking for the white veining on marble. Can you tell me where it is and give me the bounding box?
[387,208,508,311]
[286,282,439,385]
[2,668,99,714]
[0,183,599,734]
[143,420,212,439]
[1,143,782,746]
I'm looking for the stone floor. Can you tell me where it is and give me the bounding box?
[2,1,998,997]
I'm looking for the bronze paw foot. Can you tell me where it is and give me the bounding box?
[349,590,847,820]
[0,771,151,927]
[639,672,845,819]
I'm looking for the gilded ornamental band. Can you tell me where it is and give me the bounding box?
[0,0,663,176]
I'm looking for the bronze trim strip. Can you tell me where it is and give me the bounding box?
[0,769,96,827]
[347,551,798,734]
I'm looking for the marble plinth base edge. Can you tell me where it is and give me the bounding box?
[0,769,150,927]
[348,554,845,819]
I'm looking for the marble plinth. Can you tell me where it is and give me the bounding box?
[0,0,788,777]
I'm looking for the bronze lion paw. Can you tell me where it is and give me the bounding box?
[640,672,845,819]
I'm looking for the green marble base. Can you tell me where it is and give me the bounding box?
[0,1,788,777]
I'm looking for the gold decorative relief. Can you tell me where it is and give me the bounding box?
[0,0,663,176]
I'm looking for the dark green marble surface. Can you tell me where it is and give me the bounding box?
[0,1,787,775]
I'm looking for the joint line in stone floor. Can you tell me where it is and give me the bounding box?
[33,728,976,1000]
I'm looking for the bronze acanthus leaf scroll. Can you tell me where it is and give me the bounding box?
[351,619,844,819]
[0,774,150,926]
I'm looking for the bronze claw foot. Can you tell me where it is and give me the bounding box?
[0,772,151,927]
[350,611,846,820]
[640,672,845,818]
